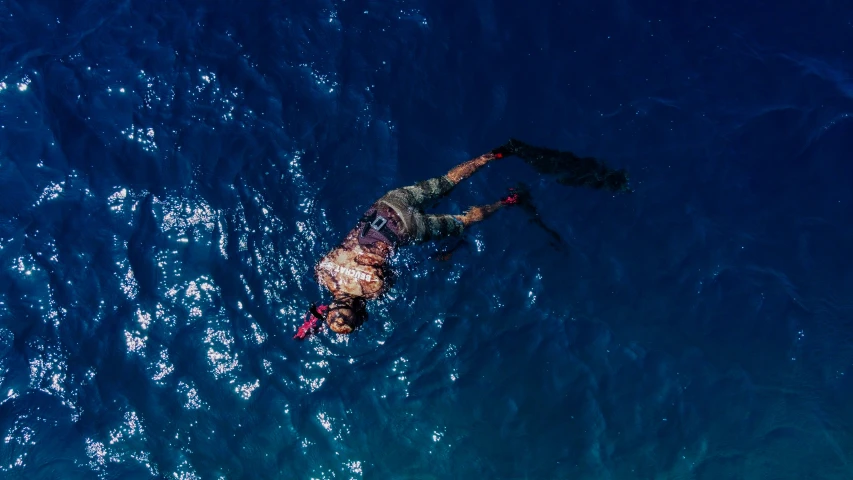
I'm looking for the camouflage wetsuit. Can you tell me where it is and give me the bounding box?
[315,174,464,301]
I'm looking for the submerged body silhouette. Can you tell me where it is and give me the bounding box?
[295,140,630,339]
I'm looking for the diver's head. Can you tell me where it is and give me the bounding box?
[325,296,366,334]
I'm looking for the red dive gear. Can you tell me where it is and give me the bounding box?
[501,187,522,205]
[294,304,329,340]
[501,193,520,205]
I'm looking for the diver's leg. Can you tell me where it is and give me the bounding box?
[393,175,456,208]
[418,213,466,242]
[412,187,521,243]
[391,150,505,209]
[455,200,506,228]
[445,151,503,184]
[454,187,523,229]
[419,197,512,242]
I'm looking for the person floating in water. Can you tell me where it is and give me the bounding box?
[294,139,630,339]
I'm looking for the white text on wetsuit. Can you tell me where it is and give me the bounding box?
[320,261,374,282]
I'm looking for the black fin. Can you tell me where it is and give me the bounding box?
[502,139,632,193]
[510,182,566,250]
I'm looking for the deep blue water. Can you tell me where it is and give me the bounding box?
[1,0,852,478]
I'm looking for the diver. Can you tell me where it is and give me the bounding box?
[294,139,630,339]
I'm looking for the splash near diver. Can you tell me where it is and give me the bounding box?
[295,140,631,339]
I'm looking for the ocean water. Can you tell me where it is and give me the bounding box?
[1,0,852,478]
